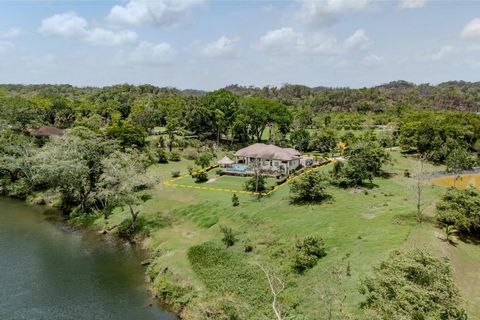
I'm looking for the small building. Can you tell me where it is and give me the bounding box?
[217,155,234,167]
[26,126,65,138]
[234,143,301,174]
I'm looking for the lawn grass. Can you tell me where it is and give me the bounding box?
[99,150,480,318]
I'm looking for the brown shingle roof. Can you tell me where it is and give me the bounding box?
[235,143,300,161]
[27,126,65,137]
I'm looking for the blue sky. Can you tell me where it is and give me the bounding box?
[0,0,480,89]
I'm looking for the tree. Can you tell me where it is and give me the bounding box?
[97,150,149,231]
[290,129,310,152]
[0,97,40,130]
[414,157,426,223]
[359,249,466,320]
[331,142,390,187]
[289,171,331,203]
[258,264,285,320]
[194,153,212,168]
[309,130,337,155]
[105,120,146,149]
[245,158,266,193]
[436,187,480,237]
[242,97,291,142]
[31,133,112,213]
[446,146,476,187]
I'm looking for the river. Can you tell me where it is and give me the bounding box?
[0,197,177,320]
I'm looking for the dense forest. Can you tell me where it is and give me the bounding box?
[0,81,479,319]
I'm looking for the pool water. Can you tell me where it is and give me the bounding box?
[228,164,247,172]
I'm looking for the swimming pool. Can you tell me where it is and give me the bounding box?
[228,164,247,172]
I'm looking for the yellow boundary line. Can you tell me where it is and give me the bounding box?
[162,157,333,196]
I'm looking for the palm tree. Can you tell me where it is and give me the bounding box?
[444,225,459,245]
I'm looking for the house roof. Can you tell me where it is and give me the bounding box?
[26,126,65,137]
[217,155,234,165]
[235,143,301,161]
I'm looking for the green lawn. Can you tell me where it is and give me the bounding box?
[97,150,480,318]
[170,168,277,192]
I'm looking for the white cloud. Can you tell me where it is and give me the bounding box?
[0,41,14,54]
[84,28,138,46]
[421,45,457,61]
[258,27,374,56]
[344,29,372,50]
[258,27,305,56]
[39,12,88,38]
[398,0,426,9]
[39,12,138,47]
[128,41,175,65]
[107,0,203,27]
[362,54,385,66]
[0,28,21,40]
[461,18,480,39]
[310,33,339,54]
[201,36,239,58]
[297,0,376,28]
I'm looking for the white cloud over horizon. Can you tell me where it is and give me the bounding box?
[107,0,203,28]
[201,36,239,58]
[39,12,138,47]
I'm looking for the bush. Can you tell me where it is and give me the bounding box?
[232,193,239,207]
[193,171,208,183]
[171,171,181,178]
[220,225,236,247]
[169,150,181,161]
[195,153,213,168]
[403,169,410,177]
[436,187,480,236]
[289,171,331,203]
[359,249,467,319]
[244,175,266,192]
[292,235,326,273]
[183,147,199,160]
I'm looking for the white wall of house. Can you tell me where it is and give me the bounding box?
[236,156,300,173]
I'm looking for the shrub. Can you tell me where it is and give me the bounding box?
[193,171,208,183]
[232,193,239,207]
[403,169,410,177]
[220,225,236,247]
[195,153,213,168]
[244,175,266,192]
[169,151,181,161]
[292,235,326,273]
[171,171,181,178]
[359,249,467,319]
[289,171,331,203]
[436,187,480,236]
[183,147,199,160]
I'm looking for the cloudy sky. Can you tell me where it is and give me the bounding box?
[0,0,480,89]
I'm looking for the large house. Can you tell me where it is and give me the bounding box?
[234,143,301,174]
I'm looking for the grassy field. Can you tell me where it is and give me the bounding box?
[96,151,480,319]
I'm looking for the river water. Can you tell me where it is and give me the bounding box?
[0,197,177,320]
